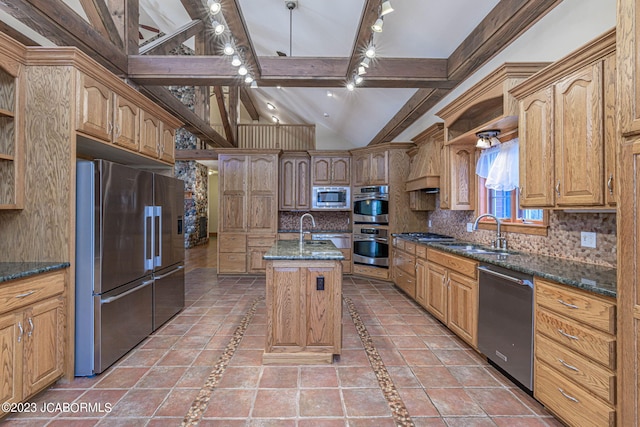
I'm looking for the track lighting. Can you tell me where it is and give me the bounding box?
[355,75,364,85]
[380,1,394,16]
[250,80,258,88]
[231,55,241,66]
[476,130,501,149]
[360,57,370,68]
[346,82,355,91]
[244,75,253,83]
[212,20,225,35]
[371,18,384,33]
[208,0,221,14]
[223,43,234,55]
[238,65,248,76]
[365,45,376,59]
[358,66,367,75]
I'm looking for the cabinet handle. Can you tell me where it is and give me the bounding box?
[17,321,23,343]
[607,174,614,195]
[557,328,579,340]
[15,290,35,298]
[558,358,579,372]
[27,317,34,338]
[557,299,579,309]
[107,121,113,135]
[558,387,580,403]
[555,181,561,196]
[519,186,523,196]
[114,123,121,139]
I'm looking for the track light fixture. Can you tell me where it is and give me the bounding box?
[231,55,241,66]
[250,80,258,88]
[355,75,364,85]
[371,17,384,33]
[360,57,370,68]
[365,45,376,59]
[244,75,254,83]
[476,130,501,149]
[358,66,366,75]
[211,20,225,35]
[346,82,355,91]
[208,0,221,14]
[238,65,248,76]
[380,1,394,16]
[223,42,234,55]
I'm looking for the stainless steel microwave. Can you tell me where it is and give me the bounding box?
[312,186,350,209]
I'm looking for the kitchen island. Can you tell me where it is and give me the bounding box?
[262,240,344,364]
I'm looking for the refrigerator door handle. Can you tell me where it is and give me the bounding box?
[154,206,162,268]
[154,265,184,281]
[101,280,154,304]
[144,206,155,271]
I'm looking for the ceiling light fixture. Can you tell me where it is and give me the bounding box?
[355,75,364,85]
[212,20,225,35]
[380,1,394,16]
[238,65,248,76]
[208,0,221,14]
[250,80,258,88]
[346,82,355,91]
[326,90,333,97]
[360,57,370,68]
[476,130,501,149]
[371,17,384,33]
[231,55,241,66]
[266,102,276,110]
[223,43,234,55]
[358,66,367,75]
[272,115,279,123]
[365,45,376,59]
[244,75,254,83]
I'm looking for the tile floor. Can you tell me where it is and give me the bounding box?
[3,241,564,426]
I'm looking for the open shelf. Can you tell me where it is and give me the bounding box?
[445,114,518,146]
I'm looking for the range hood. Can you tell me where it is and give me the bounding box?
[405,124,442,192]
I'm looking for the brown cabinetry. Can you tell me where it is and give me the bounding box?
[279,152,310,210]
[534,277,616,427]
[217,150,279,274]
[351,150,388,186]
[264,260,342,364]
[441,144,476,211]
[391,238,416,298]
[309,152,350,186]
[0,270,66,415]
[511,31,616,208]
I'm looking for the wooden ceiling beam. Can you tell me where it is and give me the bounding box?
[239,86,260,121]
[174,149,219,160]
[139,19,205,55]
[0,20,39,46]
[0,0,128,74]
[213,86,235,145]
[220,0,261,77]
[78,0,123,49]
[346,0,379,78]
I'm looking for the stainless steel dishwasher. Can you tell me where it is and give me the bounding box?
[477,263,534,391]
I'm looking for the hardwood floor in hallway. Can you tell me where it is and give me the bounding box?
[2,239,563,426]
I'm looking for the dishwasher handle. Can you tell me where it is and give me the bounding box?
[478,266,533,287]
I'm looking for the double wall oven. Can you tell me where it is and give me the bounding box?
[353,186,390,268]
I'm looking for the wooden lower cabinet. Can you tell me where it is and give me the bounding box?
[264,260,342,364]
[0,270,66,416]
[247,235,276,273]
[533,277,616,427]
[446,271,477,346]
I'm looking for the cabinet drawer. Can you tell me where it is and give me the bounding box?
[427,249,478,279]
[415,245,427,260]
[394,250,416,276]
[219,233,247,252]
[536,279,615,334]
[535,361,615,427]
[247,235,275,247]
[536,308,616,369]
[0,270,65,315]
[536,333,615,404]
[218,253,246,273]
[403,241,416,255]
[353,264,389,280]
[395,270,415,298]
[394,238,405,251]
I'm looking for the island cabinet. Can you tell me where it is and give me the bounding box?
[511,30,616,209]
[424,248,478,348]
[0,270,66,415]
[309,151,350,186]
[217,150,279,274]
[533,277,616,427]
[279,151,311,211]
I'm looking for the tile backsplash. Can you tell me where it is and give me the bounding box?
[279,211,351,232]
[427,199,616,268]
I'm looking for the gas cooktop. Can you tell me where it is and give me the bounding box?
[400,232,455,242]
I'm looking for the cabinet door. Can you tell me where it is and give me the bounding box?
[519,86,555,207]
[76,73,112,142]
[267,266,305,351]
[113,95,139,151]
[554,62,604,206]
[449,145,475,210]
[440,145,451,209]
[306,267,337,347]
[369,151,388,185]
[415,258,428,308]
[159,124,175,163]
[139,110,160,158]
[0,311,22,406]
[296,158,311,209]
[219,155,247,232]
[447,272,477,348]
[603,54,617,207]
[352,153,370,187]
[22,297,64,399]
[280,156,297,210]
[248,155,278,232]
[425,263,448,323]
[312,157,331,185]
[331,157,350,185]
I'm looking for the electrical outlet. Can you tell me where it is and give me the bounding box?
[428,220,432,228]
[466,223,473,232]
[581,231,596,248]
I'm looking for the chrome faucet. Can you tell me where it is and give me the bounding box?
[299,213,316,245]
[472,213,507,250]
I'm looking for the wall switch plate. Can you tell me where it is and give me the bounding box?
[466,223,473,232]
[581,231,596,248]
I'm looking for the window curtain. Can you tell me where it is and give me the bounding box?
[476,138,519,191]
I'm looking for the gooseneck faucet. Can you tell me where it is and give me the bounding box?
[472,213,507,250]
[299,213,316,245]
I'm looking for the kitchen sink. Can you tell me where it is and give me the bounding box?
[435,242,511,256]
[304,241,328,246]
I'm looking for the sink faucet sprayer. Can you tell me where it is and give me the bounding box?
[472,213,507,250]
[299,213,316,245]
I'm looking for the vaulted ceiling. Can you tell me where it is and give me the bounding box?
[0,0,562,149]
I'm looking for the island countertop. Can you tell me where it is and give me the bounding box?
[263,240,345,261]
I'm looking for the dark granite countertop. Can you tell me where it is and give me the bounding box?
[0,262,70,284]
[264,240,345,261]
[394,234,616,298]
[278,229,352,234]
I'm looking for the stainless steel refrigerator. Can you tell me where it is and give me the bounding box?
[75,159,185,376]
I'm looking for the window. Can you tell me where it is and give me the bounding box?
[476,139,547,233]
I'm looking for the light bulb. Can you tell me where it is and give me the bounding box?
[358,66,366,75]
[238,65,248,76]
[371,18,383,33]
[244,75,253,83]
[223,43,234,55]
[231,55,241,66]
[365,45,376,59]
[346,82,355,91]
[250,81,258,88]
[208,0,221,14]
[355,75,364,85]
[212,21,224,35]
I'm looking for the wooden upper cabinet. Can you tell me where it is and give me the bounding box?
[159,124,175,163]
[280,152,310,211]
[351,152,370,187]
[350,149,388,186]
[77,73,112,142]
[219,154,248,233]
[519,86,555,207]
[139,110,161,158]
[248,154,278,232]
[113,94,140,151]
[603,54,617,207]
[442,144,475,211]
[310,153,350,186]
